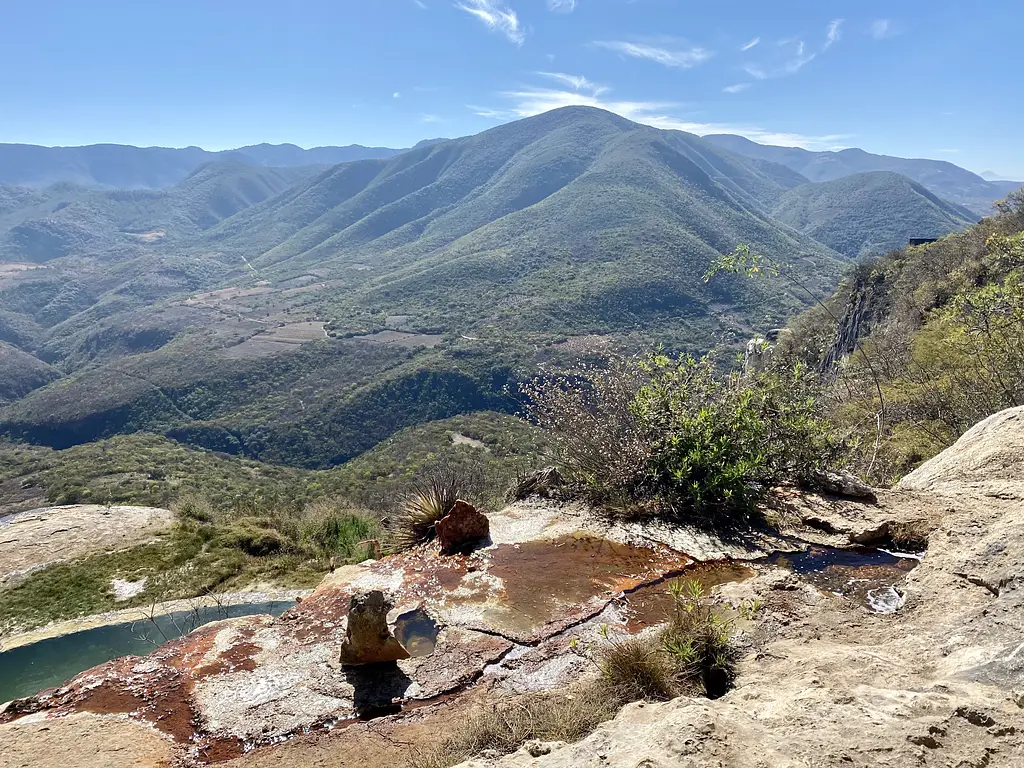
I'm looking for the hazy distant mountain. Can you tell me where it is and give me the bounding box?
[704,134,1019,216]
[0,141,417,190]
[0,161,321,263]
[981,170,1021,183]
[231,143,405,167]
[771,171,976,258]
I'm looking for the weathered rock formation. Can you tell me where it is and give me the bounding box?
[337,590,411,665]
[435,499,490,554]
[7,407,1024,767]
[457,408,1024,768]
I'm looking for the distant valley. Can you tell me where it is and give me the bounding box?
[0,106,1019,469]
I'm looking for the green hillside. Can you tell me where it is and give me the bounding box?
[778,191,1024,483]
[0,342,60,405]
[1,107,849,467]
[771,171,976,258]
[704,133,1019,216]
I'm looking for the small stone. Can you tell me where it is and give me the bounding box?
[435,500,490,554]
[338,590,411,665]
[525,740,552,757]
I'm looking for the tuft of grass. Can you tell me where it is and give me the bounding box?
[297,499,382,561]
[506,466,565,502]
[416,681,620,768]
[888,519,931,551]
[599,635,677,702]
[662,579,737,698]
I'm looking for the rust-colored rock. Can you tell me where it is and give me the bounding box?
[436,500,490,554]
[338,590,411,665]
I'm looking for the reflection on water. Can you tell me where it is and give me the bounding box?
[769,546,919,611]
[0,601,295,704]
[393,607,439,657]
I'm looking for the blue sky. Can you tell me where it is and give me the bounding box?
[1,0,1020,178]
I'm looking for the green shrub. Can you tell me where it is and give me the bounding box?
[524,353,840,524]
[298,499,381,560]
[661,579,737,697]
[216,522,289,556]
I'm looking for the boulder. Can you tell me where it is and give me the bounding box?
[899,406,1024,498]
[435,500,490,554]
[338,590,411,665]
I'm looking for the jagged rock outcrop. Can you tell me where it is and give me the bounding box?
[337,590,411,665]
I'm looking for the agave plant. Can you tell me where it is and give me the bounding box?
[385,469,464,554]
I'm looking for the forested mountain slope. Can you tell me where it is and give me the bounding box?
[771,171,977,258]
[704,133,1019,216]
[0,107,848,466]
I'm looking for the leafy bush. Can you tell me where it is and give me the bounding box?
[524,353,840,524]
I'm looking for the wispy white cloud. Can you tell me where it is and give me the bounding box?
[535,71,606,94]
[547,0,576,11]
[743,64,768,80]
[594,40,713,68]
[740,37,760,51]
[825,19,843,49]
[455,0,524,45]
[742,21,841,81]
[937,148,960,154]
[784,40,816,74]
[393,91,401,99]
[723,83,750,94]
[871,19,892,39]
[468,104,517,119]
[473,79,851,150]
[420,114,442,123]
[412,0,427,8]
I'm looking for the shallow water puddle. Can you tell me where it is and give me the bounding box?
[768,546,919,611]
[393,607,439,657]
[0,601,295,703]
[623,561,756,629]
[483,533,692,635]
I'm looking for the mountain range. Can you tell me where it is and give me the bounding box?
[0,106,1018,469]
[0,139,446,190]
[704,134,1018,216]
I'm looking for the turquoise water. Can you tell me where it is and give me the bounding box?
[0,601,295,703]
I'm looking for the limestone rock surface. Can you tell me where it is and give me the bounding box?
[338,590,411,665]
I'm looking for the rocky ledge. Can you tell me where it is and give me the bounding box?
[4,408,1024,767]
